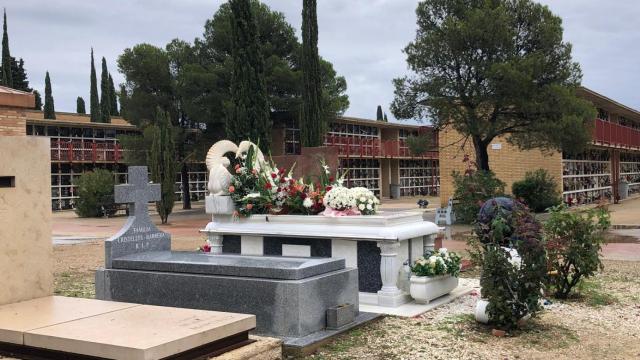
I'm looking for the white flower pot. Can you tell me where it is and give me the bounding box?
[475,299,490,324]
[409,274,459,304]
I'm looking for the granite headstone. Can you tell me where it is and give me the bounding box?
[104,166,171,268]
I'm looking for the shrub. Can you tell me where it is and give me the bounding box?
[74,169,115,218]
[474,198,547,330]
[544,205,610,299]
[512,169,561,212]
[452,170,506,223]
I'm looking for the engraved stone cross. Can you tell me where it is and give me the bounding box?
[103,166,170,269]
[114,166,161,221]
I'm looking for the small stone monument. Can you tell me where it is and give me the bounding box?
[103,166,170,268]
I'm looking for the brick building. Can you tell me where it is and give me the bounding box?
[438,87,640,207]
[2,84,639,211]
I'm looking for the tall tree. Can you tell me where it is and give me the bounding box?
[376,105,383,121]
[118,84,127,119]
[300,0,324,147]
[226,0,271,151]
[383,113,388,122]
[1,9,12,88]
[43,71,55,119]
[117,44,174,125]
[11,58,30,91]
[100,57,111,123]
[392,0,595,171]
[89,49,100,122]
[108,74,118,116]
[147,108,176,224]
[76,96,86,114]
[33,90,42,110]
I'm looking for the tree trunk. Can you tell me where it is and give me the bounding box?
[473,137,490,171]
[181,162,191,210]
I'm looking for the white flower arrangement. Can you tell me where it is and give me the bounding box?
[323,186,356,211]
[411,249,461,277]
[350,187,380,215]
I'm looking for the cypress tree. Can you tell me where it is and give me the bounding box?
[43,71,55,119]
[99,57,111,123]
[118,84,127,119]
[301,0,324,147]
[383,113,388,122]
[148,108,176,224]
[108,74,118,116]
[226,0,271,151]
[376,105,383,121]
[76,96,86,114]
[33,90,42,110]
[89,48,100,122]
[1,9,12,88]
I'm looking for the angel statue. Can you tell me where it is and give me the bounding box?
[205,140,266,195]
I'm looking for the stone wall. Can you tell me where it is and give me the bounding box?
[0,136,53,305]
[0,107,27,136]
[438,127,563,206]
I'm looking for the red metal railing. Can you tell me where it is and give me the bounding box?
[323,135,439,158]
[593,118,640,150]
[50,139,122,163]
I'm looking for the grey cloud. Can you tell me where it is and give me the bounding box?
[5,0,639,123]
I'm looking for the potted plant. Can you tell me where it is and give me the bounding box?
[409,248,461,303]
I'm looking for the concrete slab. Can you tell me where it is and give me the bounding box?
[24,304,255,360]
[0,296,137,344]
[0,296,256,360]
[359,278,479,317]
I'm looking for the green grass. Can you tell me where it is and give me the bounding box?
[54,271,95,298]
[576,279,618,307]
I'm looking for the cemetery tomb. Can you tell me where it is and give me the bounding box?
[96,166,366,347]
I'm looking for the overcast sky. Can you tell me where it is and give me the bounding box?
[7,0,640,123]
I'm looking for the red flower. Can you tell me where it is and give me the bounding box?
[280,177,286,183]
[289,179,295,185]
[228,185,235,193]
[300,193,307,200]
[325,186,332,192]
[271,173,277,179]
[265,183,272,190]
[202,244,211,253]
[279,168,286,174]
[235,164,241,170]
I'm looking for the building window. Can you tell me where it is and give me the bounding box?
[284,118,301,155]
[597,108,609,121]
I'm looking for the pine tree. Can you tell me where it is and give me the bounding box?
[226,0,271,151]
[43,71,55,119]
[11,58,30,91]
[1,9,12,88]
[118,84,127,119]
[76,96,86,114]
[89,49,100,122]
[99,57,111,123]
[301,0,324,147]
[147,108,176,224]
[108,74,118,116]
[33,90,42,110]
[376,105,383,121]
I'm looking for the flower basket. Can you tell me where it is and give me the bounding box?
[409,274,459,304]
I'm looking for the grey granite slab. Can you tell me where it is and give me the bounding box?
[95,266,359,338]
[110,251,346,280]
